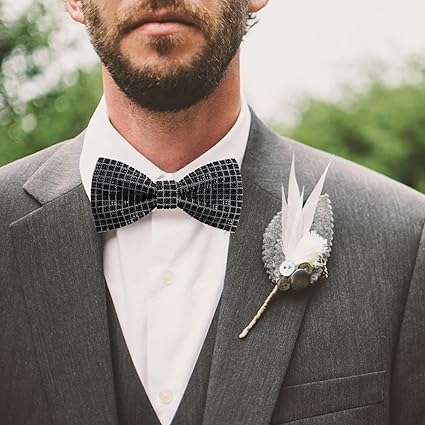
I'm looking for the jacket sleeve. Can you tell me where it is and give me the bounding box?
[391,220,425,424]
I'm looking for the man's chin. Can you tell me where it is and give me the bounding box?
[119,48,204,80]
[105,61,217,112]
[117,59,196,85]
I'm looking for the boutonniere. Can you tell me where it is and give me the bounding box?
[239,157,334,339]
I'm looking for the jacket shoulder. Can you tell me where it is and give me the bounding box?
[0,140,71,224]
[248,118,425,223]
[0,142,65,189]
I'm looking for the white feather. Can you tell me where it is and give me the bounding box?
[297,186,305,242]
[302,162,330,235]
[290,232,328,266]
[281,185,287,254]
[286,156,301,258]
[281,156,330,266]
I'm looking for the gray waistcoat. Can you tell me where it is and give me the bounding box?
[106,288,219,425]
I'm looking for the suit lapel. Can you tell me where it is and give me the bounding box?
[202,115,312,425]
[10,137,118,425]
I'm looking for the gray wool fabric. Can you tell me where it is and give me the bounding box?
[0,111,425,425]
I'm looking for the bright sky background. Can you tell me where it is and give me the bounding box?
[242,0,425,122]
[6,0,425,123]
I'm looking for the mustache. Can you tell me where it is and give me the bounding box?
[116,0,212,34]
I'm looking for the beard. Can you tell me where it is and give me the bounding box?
[82,0,249,112]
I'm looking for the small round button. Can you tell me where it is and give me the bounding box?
[298,262,313,274]
[159,389,174,404]
[277,277,291,292]
[290,268,311,291]
[279,260,296,277]
[161,270,175,286]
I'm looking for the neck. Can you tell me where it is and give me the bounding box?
[103,54,242,173]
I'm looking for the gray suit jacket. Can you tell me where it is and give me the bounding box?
[1,113,425,425]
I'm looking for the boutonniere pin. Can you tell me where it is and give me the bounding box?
[239,157,334,339]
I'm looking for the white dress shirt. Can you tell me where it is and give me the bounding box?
[79,96,251,425]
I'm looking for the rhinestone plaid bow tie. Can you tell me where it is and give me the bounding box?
[91,157,243,233]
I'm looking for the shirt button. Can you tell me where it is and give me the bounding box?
[161,270,175,286]
[159,389,174,404]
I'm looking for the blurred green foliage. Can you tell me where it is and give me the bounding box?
[0,0,101,166]
[0,67,102,165]
[275,72,425,193]
[1,1,424,193]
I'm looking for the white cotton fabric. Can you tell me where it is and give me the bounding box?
[79,96,251,425]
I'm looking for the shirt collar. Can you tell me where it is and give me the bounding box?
[80,95,251,199]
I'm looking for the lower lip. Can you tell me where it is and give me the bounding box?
[136,21,193,36]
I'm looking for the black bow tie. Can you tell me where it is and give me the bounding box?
[90,157,243,233]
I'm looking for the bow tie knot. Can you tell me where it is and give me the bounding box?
[91,157,243,233]
[156,180,179,209]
